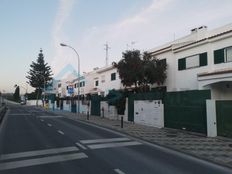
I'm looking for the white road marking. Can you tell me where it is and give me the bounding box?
[114,169,126,174]
[75,143,87,150]
[0,146,79,161]
[40,119,44,122]
[47,123,52,127]
[57,130,64,135]
[88,141,142,150]
[8,114,31,116]
[80,137,130,144]
[0,152,88,171]
[37,116,63,118]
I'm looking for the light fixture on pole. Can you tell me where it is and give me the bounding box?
[60,43,80,117]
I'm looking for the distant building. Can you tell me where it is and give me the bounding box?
[52,65,122,98]
[84,65,122,96]
[149,23,232,99]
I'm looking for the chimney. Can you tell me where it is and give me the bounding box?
[191,26,207,34]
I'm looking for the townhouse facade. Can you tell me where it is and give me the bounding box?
[53,65,122,98]
[149,24,232,100]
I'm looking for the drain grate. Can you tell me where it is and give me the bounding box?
[166,134,177,138]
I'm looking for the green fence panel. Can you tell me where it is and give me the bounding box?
[91,95,101,116]
[128,92,164,121]
[164,90,211,134]
[216,101,232,137]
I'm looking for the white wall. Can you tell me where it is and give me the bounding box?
[26,100,43,106]
[134,100,164,128]
[98,68,121,96]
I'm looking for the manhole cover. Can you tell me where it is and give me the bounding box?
[166,134,177,138]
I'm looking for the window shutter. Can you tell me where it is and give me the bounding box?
[199,52,208,66]
[178,58,186,70]
[214,48,224,64]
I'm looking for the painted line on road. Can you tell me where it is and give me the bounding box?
[0,146,79,161]
[47,123,52,127]
[37,116,64,118]
[80,137,130,144]
[87,141,142,150]
[114,169,126,174]
[57,130,64,135]
[8,114,31,116]
[75,142,87,150]
[0,152,88,171]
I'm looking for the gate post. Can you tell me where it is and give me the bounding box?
[206,100,217,137]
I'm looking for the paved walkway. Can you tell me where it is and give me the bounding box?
[50,109,232,168]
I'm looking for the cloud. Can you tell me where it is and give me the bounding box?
[51,0,76,75]
[76,0,175,69]
[51,0,232,76]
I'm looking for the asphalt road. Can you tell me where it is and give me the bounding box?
[0,104,231,174]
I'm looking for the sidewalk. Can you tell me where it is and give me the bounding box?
[51,109,232,168]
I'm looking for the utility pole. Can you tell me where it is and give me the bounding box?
[104,42,110,66]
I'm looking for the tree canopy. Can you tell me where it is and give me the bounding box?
[26,49,53,90]
[113,50,167,92]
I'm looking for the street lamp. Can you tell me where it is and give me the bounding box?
[34,71,46,107]
[60,43,80,117]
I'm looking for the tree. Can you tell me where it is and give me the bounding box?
[26,49,53,105]
[13,86,20,102]
[141,52,167,87]
[113,50,167,92]
[113,50,143,88]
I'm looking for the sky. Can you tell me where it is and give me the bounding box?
[0,0,232,93]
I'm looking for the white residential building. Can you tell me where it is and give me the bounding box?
[84,65,122,96]
[149,23,232,99]
[53,65,122,98]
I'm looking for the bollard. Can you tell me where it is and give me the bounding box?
[121,116,123,128]
[87,111,89,120]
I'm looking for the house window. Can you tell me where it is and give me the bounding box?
[214,47,232,64]
[95,80,99,87]
[186,55,199,69]
[226,47,232,62]
[58,83,61,88]
[178,52,207,71]
[79,81,85,87]
[111,73,116,81]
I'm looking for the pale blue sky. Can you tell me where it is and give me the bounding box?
[0,0,232,93]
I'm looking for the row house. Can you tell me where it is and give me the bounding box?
[149,23,232,100]
[54,65,122,98]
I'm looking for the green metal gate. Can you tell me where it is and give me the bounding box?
[164,90,211,134]
[216,101,232,137]
[91,95,101,116]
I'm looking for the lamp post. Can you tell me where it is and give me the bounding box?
[60,43,80,117]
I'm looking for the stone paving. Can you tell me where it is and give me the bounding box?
[50,109,232,168]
